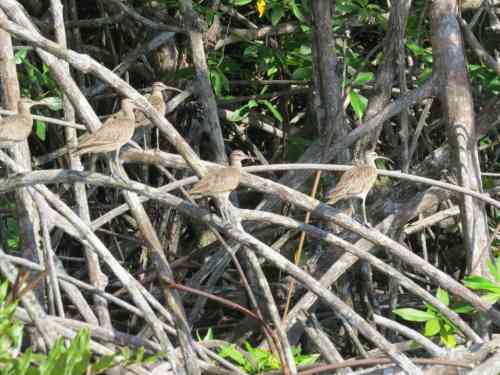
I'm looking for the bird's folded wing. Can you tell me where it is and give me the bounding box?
[193,170,240,195]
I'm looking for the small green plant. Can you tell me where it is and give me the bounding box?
[393,288,461,348]
[0,281,24,361]
[196,327,214,342]
[395,255,500,349]
[0,280,159,374]
[463,255,500,305]
[219,342,318,374]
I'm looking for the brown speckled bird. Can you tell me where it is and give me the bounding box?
[189,150,253,197]
[326,151,390,225]
[71,99,137,164]
[134,82,171,125]
[0,98,47,147]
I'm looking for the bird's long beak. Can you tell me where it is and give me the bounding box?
[160,85,183,93]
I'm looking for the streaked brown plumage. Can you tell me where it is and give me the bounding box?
[71,99,137,163]
[134,82,170,125]
[0,98,46,146]
[189,150,252,196]
[326,151,388,225]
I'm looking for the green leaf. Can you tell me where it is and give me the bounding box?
[15,48,29,65]
[0,282,8,302]
[91,354,116,373]
[199,328,214,341]
[481,293,500,304]
[424,318,440,337]
[219,344,248,367]
[39,337,64,374]
[210,71,223,97]
[348,90,368,120]
[248,99,258,109]
[35,120,46,141]
[393,308,435,322]
[271,6,285,26]
[292,67,312,80]
[487,257,500,282]
[440,333,457,348]
[452,303,475,314]
[228,106,249,122]
[436,288,449,306]
[299,45,312,56]
[295,353,319,366]
[290,2,305,22]
[16,349,33,375]
[463,275,500,293]
[206,328,214,341]
[232,0,253,6]
[259,100,283,122]
[267,66,278,77]
[353,72,374,86]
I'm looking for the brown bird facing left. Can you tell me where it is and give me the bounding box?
[326,151,390,225]
[71,98,137,165]
[0,98,49,147]
[189,150,253,197]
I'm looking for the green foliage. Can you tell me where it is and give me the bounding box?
[393,288,461,348]
[394,256,500,352]
[463,255,500,304]
[335,0,388,31]
[406,41,433,83]
[14,48,62,142]
[0,281,24,363]
[219,342,318,374]
[0,280,159,374]
[0,198,19,251]
[196,327,214,342]
[15,49,60,95]
[1,328,158,375]
[469,64,500,95]
[348,90,368,121]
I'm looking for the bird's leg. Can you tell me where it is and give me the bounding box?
[110,149,129,183]
[114,148,120,166]
[361,197,371,227]
[349,200,355,218]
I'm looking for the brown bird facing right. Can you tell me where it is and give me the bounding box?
[189,150,253,197]
[0,98,49,147]
[326,151,391,225]
[71,98,137,166]
[134,81,174,125]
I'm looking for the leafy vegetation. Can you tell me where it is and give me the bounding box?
[393,288,461,348]
[219,342,318,374]
[0,280,158,374]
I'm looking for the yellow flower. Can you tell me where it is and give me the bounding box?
[257,0,266,17]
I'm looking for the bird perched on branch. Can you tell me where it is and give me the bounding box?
[0,98,49,147]
[71,98,138,166]
[134,81,173,125]
[326,151,391,225]
[189,150,253,197]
